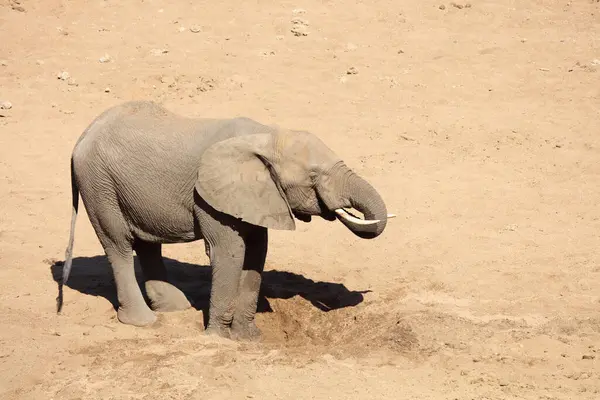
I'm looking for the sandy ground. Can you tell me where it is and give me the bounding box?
[1,0,600,399]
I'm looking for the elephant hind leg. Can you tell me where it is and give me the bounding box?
[81,188,156,326]
[103,245,157,326]
[134,240,191,312]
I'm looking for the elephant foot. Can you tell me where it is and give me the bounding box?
[231,320,262,341]
[117,305,157,327]
[145,280,192,312]
[204,324,231,339]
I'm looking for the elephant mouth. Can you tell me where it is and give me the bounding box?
[293,211,313,222]
[293,208,337,223]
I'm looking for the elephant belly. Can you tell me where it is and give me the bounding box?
[120,193,202,244]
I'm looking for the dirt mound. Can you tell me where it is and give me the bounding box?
[258,296,419,357]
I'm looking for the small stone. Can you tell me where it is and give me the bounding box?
[398,49,405,54]
[189,25,201,33]
[150,48,169,56]
[291,26,308,36]
[451,2,464,9]
[439,4,446,10]
[0,60,7,66]
[499,382,509,387]
[291,18,309,36]
[582,355,595,360]
[591,59,600,66]
[36,60,44,65]
[178,26,186,32]
[292,8,306,14]
[160,76,176,86]
[104,87,111,93]
[57,71,70,81]
[275,35,285,40]
[346,66,358,75]
[465,2,472,7]
[0,101,12,110]
[99,54,111,63]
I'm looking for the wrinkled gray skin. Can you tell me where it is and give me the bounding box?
[58,100,388,340]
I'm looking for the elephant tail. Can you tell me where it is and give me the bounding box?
[57,157,80,314]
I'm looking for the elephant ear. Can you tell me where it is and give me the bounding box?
[195,134,296,230]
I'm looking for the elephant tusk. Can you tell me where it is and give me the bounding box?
[334,208,380,225]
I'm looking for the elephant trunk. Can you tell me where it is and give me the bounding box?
[320,163,389,239]
[340,172,388,239]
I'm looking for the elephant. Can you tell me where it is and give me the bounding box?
[57,100,393,340]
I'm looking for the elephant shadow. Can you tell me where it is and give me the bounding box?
[49,255,371,321]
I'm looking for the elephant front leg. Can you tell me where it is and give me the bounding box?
[231,228,267,341]
[204,236,245,338]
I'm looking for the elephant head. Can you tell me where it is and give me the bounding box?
[194,129,392,239]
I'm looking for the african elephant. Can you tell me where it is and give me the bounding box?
[58,100,392,340]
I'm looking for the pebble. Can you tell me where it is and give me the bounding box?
[57,71,70,81]
[99,54,111,63]
[11,2,25,12]
[291,18,309,36]
[292,8,306,14]
[0,60,7,67]
[439,4,446,10]
[36,60,44,65]
[291,26,308,36]
[346,66,358,75]
[0,101,12,110]
[189,25,201,33]
[104,87,111,93]
[150,48,169,56]
[582,355,595,360]
[160,76,176,86]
